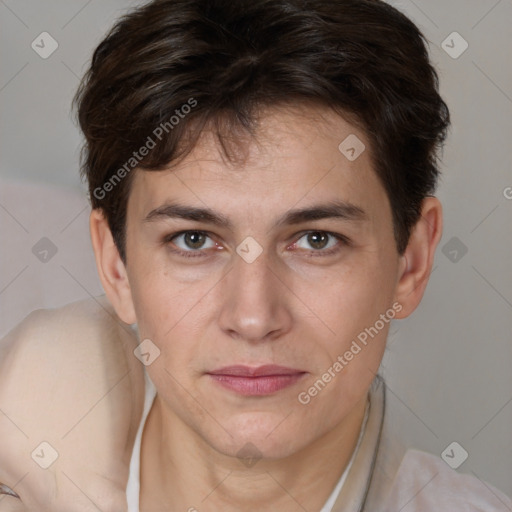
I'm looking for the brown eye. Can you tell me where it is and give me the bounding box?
[164,230,220,259]
[183,231,208,249]
[291,231,349,257]
[169,231,216,252]
[295,231,339,251]
[306,232,330,250]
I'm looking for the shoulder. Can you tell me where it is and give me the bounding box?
[0,296,145,511]
[384,448,512,511]
[0,296,145,432]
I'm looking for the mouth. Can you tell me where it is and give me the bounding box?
[206,365,307,396]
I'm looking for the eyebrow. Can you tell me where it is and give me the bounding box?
[143,199,369,229]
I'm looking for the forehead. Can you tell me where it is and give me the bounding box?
[128,105,390,231]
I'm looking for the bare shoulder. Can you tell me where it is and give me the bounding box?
[0,296,145,511]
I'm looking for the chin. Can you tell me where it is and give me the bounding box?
[205,413,308,461]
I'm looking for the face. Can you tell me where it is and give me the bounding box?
[122,105,405,459]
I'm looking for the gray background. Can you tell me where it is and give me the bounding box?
[1,0,511,499]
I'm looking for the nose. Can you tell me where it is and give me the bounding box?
[217,248,293,344]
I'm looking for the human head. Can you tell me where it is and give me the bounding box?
[76,0,449,463]
[75,0,450,263]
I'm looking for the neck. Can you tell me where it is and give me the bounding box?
[140,394,368,512]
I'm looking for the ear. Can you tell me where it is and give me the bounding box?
[393,196,443,319]
[89,209,137,325]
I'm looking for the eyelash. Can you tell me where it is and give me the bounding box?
[163,230,351,259]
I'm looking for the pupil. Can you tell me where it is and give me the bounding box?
[186,232,205,249]
[308,232,327,249]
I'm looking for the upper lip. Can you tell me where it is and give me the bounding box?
[207,365,305,377]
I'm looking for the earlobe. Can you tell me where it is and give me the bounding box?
[393,197,443,319]
[89,209,137,325]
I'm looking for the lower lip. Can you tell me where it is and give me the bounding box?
[208,373,305,396]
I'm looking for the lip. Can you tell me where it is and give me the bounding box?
[207,365,307,396]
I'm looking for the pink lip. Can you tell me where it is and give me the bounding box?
[207,365,307,396]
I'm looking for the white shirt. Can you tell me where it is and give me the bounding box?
[125,370,370,512]
[126,369,157,511]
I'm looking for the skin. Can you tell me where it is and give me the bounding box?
[90,104,442,511]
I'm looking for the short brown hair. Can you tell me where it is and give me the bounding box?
[74,0,450,262]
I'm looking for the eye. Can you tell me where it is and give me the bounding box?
[165,230,218,257]
[292,231,349,256]
[163,229,349,259]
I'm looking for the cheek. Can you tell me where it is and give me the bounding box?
[301,254,394,347]
[127,257,215,369]
[130,272,199,339]
[294,262,393,423]
[332,255,398,376]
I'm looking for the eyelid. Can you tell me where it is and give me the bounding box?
[168,230,217,249]
[290,230,351,255]
[164,229,350,258]
[163,230,219,258]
